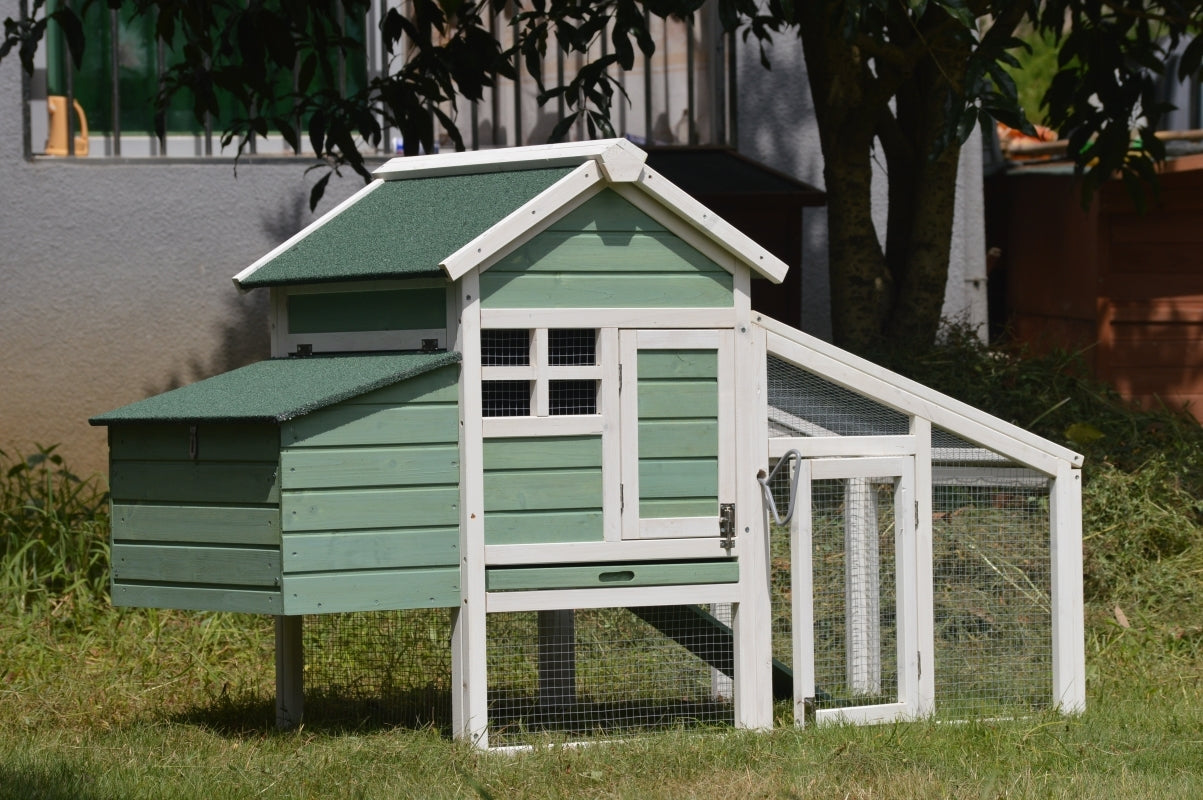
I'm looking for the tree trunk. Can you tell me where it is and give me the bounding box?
[797,11,893,353]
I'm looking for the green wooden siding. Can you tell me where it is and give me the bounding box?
[279,364,461,612]
[108,423,283,613]
[480,190,734,309]
[486,560,738,591]
[484,435,604,545]
[282,567,459,613]
[287,287,447,334]
[637,350,719,519]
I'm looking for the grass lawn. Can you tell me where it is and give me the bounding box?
[1,597,1201,799]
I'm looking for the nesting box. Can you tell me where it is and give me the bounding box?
[92,140,1085,746]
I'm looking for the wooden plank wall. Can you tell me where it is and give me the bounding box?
[1096,163,1203,421]
[108,423,284,613]
[482,434,604,545]
[479,189,734,309]
[637,349,720,518]
[279,365,462,612]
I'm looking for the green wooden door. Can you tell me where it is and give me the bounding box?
[619,329,734,539]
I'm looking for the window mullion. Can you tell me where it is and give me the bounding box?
[533,328,550,417]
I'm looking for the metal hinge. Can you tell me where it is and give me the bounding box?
[620,484,625,513]
[718,503,736,551]
[618,363,622,391]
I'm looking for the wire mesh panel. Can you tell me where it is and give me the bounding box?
[931,429,1054,718]
[302,610,453,731]
[548,379,598,415]
[486,608,734,745]
[481,329,531,366]
[767,356,909,437]
[548,329,597,366]
[807,476,900,711]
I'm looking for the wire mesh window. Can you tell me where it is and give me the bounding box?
[548,380,597,415]
[767,356,909,437]
[931,429,1053,718]
[482,380,531,416]
[302,610,453,731]
[486,608,734,745]
[548,329,596,366]
[482,329,531,366]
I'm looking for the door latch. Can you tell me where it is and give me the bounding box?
[719,503,736,551]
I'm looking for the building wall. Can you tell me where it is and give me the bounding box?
[0,23,363,477]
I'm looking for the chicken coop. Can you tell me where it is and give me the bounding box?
[91,139,1084,747]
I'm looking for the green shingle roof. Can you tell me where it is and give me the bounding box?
[90,352,460,426]
[236,167,575,288]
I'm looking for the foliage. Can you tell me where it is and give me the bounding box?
[0,444,110,613]
[5,2,1203,350]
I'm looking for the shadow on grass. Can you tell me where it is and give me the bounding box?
[0,761,107,800]
[169,688,453,737]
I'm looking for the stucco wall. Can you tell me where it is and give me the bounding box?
[1,44,362,478]
[736,30,987,342]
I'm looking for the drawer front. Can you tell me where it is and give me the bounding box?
[485,560,738,592]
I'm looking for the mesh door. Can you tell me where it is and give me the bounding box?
[809,476,900,710]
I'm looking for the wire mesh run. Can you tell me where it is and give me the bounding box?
[931,429,1053,718]
[486,608,735,745]
[482,329,531,366]
[548,329,597,366]
[302,609,453,731]
[549,379,598,415]
[767,356,909,437]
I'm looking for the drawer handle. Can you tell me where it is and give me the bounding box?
[598,570,635,583]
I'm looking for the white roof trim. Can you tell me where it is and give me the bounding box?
[232,178,385,290]
[440,162,606,281]
[373,138,648,182]
[634,167,788,284]
[439,158,791,285]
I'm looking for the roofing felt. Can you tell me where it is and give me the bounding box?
[236,167,575,288]
[90,352,460,426]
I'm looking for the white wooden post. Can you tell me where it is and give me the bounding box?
[452,269,490,748]
[274,615,303,729]
[537,610,577,707]
[845,477,881,695]
[733,318,774,729]
[1051,463,1086,713]
[910,417,936,716]
[791,461,815,726]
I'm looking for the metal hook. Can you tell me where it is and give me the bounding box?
[758,449,802,526]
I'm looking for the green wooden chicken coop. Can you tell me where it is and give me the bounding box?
[92,139,1086,747]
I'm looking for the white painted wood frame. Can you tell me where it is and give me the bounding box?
[911,416,937,716]
[759,316,1083,473]
[798,456,922,726]
[733,318,774,730]
[618,328,735,542]
[1050,464,1086,713]
[769,435,917,459]
[486,582,740,613]
[481,308,738,330]
[452,267,490,748]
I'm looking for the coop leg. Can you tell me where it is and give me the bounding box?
[845,478,881,696]
[537,610,576,708]
[275,615,304,729]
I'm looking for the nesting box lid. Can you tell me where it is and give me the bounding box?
[89,351,460,426]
